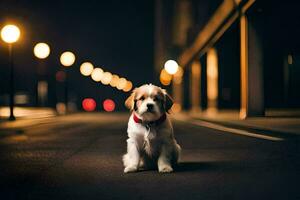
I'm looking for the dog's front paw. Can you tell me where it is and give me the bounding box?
[158,165,173,173]
[124,166,138,173]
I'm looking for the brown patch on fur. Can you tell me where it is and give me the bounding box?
[125,89,136,110]
[125,84,173,112]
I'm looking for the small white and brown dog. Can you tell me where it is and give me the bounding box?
[123,84,181,173]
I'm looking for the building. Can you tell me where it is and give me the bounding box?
[154,0,300,118]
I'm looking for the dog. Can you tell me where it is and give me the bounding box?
[123,84,181,173]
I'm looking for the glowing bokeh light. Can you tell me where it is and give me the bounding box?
[33,43,50,59]
[56,103,66,115]
[123,81,133,92]
[55,71,66,82]
[60,51,75,67]
[160,77,171,86]
[160,69,172,86]
[164,60,179,75]
[80,62,94,76]
[1,24,20,43]
[103,99,115,112]
[101,72,113,85]
[160,69,172,80]
[117,78,127,90]
[91,68,104,82]
[82,98,96,112]
[110,75,119,87]
[174,66,183,78]
[173,66,184,84]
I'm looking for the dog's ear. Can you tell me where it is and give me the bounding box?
[163,90,174,112]
[125,89,136,110]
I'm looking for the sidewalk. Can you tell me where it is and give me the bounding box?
[187,109,300,136]
[0,107,57,129]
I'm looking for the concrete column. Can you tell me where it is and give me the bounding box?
[190,60,201,112]
[206,48,218,113]
[240,14,264,119]
[172,0,193,47]
[172,67,184,112]
[154,0,165,73]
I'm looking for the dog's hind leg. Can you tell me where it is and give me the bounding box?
[157,145,173,173]
[171,142,181,166]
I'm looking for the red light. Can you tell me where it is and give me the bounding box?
[103,99,115,112]
[82,98,96,112]
[56,71,66,82]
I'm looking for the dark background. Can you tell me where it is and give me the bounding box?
[1,0,300,111]
[0,0,154,110]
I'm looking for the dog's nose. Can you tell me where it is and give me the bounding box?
[147,103,154,110]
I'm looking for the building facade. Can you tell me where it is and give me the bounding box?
[155,0,300,118]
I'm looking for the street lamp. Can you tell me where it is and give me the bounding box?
[60,51,75,67]
[116,78,127,90]
[33,42,51,106]
[1,24,21,121]
[91,68,104,82]
[109,74,119,87]
[1,25,20,43]
[60,51,76,112]
[101,72,112,85]
[123,81,133,92]
[33,43,50,59]
[80,62,94,76]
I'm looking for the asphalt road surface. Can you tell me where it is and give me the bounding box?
[0,113,299,200]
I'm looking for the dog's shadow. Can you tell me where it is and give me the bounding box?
[137,161,247,173]
[137,162,209,173]
[174,162,215,172]
[174,161,248,172]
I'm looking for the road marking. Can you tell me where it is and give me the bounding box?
[174,116,284,141]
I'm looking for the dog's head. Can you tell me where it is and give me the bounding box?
[125,84,173,121]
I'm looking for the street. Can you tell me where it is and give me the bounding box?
[0,113,299,200]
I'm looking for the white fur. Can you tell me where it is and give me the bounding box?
[123,84,181,173]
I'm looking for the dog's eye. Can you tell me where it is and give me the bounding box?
[139,96,145,101]
[153,96,161,101]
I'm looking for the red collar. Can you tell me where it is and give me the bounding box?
[133,113,166,126]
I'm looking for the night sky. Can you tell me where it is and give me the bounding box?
[0,0,154,110]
